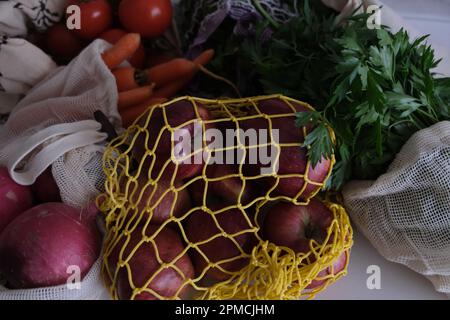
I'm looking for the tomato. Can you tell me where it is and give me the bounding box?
[118,0,173,38]
[67,0,112,40]
[45,23,85,63]
[99,29,126,44]
[99,28,146,68]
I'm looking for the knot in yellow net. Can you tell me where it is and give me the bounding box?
[100,95,353,300]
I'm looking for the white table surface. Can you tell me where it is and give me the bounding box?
[385,0,450,48]
[316,231,448,300]
[317,0,450,300]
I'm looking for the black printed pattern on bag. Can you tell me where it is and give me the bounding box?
[14,0,61,30]
[0,71,4,91]
[0,34,7,92]
[0,113,9,124]
[0,34,8,47]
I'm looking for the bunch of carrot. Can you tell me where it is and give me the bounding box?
[101,33,215,127]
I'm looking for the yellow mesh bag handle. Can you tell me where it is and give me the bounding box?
[100,95,353,300]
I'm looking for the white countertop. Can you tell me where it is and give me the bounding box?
[384,0,450,48]
[316,231,448,300]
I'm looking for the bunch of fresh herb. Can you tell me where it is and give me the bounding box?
[287,11,448,189]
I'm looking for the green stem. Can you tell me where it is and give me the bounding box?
[252,0,280,29]
[428,104,439,122]
[416,107,438,125]
[389,119,412,131]
[409,114,425,130]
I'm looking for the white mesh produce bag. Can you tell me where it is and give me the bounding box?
[343,121,450,293]
[0,259,109,300]
[0,39,121,209]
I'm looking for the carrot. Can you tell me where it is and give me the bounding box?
[113,67,149,92]
[121,98,168,127]
[153,49,216,99]
[118,84,155,111]
[101,33,141,70]
[192,49,215,67]
[153,79,189,99]
[145,58,196,88]
[115,58,197,92]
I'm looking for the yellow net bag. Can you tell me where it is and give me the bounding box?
[100,95,353,300]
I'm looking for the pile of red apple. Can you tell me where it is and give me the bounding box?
[104,97,349,300]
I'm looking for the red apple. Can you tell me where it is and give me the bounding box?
[128,175,191,225]
[307,251,348,289]
[188,178,221,208]
[133,100,212,181]
[262,199,349,289]
[270,147,331,199]
[110,225,194,300]
[262,199,333,254]
[240,98,332,200]
[208,164,253,205]
[185,207,256,281]
[188,164,253,207]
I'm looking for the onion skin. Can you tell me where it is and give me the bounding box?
[0,167,33,235]
[0,203,101,289]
